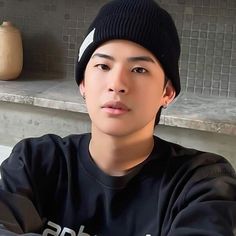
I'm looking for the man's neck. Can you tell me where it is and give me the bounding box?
[89,125,154,176]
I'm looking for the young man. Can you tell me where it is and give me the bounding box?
[0,0,236,235]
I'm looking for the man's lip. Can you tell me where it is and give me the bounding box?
[101,101,130,111]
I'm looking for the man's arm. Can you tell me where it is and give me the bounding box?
[0,136,57,235]
[167,162,236,236]
[0,188,43,235]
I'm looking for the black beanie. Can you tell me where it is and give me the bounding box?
[75,0,181,96]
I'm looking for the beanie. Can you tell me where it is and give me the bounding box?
[75,0,181,96]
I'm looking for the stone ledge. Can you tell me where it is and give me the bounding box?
[0,72,235,136]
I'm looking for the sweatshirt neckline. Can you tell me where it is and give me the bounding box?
[79,133,162,189]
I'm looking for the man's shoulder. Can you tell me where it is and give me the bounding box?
[154,136,235,178]
[2,133,90,167]
[12,133,89,150]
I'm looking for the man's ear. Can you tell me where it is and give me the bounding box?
[161,80,176,107]
[79,80,85,98]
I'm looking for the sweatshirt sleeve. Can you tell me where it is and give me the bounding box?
[0,135,62,235]
[167,157,236,236]
[0,189,43,235]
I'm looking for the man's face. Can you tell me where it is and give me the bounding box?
[80,40,175,137]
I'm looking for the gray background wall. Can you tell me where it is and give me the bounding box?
[0,101,236,169]
[0,0,236,97]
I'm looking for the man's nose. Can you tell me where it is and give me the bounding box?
[108,68,129,94]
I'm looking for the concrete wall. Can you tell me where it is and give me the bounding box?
[0,101,235,169]
[0,145,12,165]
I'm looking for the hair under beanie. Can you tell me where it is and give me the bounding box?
[75,0,181,96]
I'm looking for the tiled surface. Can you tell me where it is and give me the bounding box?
[0,73,236,136]
[165,0,236,98]
[0,0,235,97]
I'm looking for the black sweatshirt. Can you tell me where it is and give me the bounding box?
[0,133,235,236]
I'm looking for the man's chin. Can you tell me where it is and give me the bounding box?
[92,123,136,138]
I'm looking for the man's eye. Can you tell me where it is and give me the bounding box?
[95,64,110,71]
[132,67,147,73]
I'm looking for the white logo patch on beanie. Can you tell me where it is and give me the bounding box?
[78,28,95,62]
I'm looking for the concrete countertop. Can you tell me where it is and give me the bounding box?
[0,72,236,136]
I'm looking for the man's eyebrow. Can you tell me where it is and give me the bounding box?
[127,56,156,63]
[92,53,156,63]
[92,53,115,61]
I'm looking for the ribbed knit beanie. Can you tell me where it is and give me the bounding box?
[76,0,181,96]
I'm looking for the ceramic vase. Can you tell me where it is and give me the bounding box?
[0,21,23,80]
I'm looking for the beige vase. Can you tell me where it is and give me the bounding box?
[0,21,23,80]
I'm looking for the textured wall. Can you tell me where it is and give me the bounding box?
[0,0,235,97]
[0,101,235,169]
